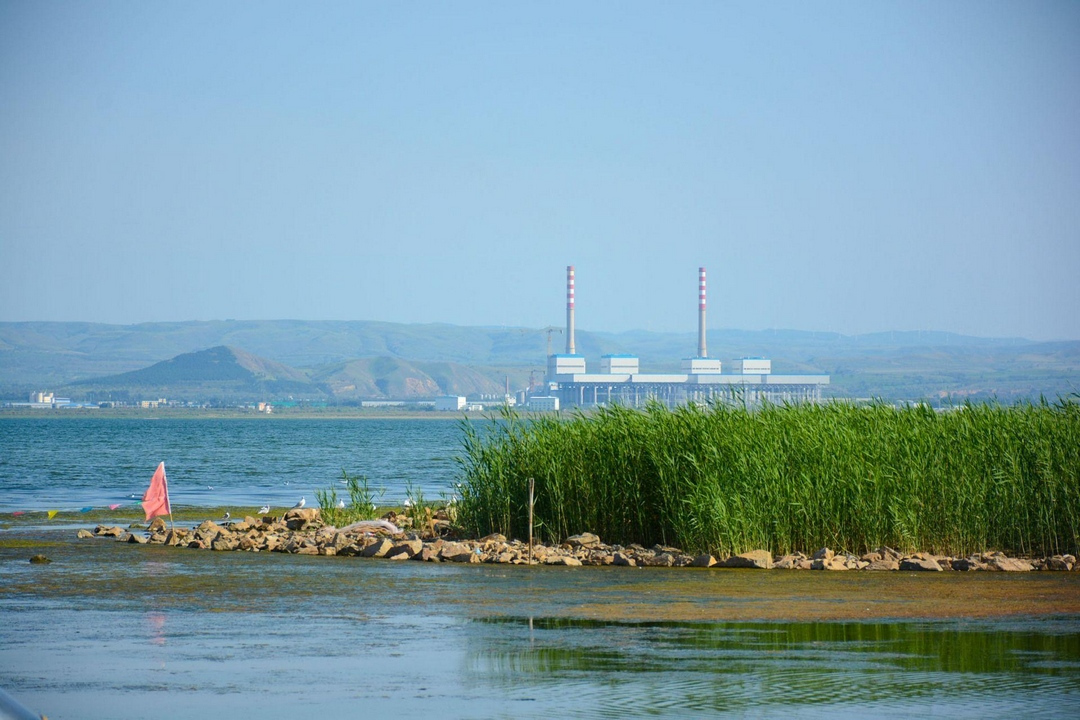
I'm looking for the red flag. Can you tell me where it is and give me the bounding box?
[141,462,171,521]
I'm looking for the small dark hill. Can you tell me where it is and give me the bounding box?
[73,346,322,401]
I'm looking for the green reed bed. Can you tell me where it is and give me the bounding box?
[455,400,1080,558]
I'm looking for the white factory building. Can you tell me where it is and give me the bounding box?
[542,266,828,409]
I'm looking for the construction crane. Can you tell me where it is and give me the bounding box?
[541,326,563,357]
[518,326,563,357]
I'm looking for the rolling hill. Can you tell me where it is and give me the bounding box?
[1,320,1077,403]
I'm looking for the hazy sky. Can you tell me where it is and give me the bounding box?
[2,2,1077,340]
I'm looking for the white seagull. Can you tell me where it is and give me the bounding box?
[259,505,270,515]
[220,511,231,522]
[335,499,346,509]
[403,498,413,509]
[292,497,306,509]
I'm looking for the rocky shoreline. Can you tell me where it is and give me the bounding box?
[79,508,1078,573]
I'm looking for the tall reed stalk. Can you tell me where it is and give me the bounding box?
[454,399,1080,557]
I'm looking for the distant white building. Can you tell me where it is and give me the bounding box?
[527,396,560,411]
[434,396,466,411]
[738,358,772,375]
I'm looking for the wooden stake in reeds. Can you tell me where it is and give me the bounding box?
[528,476,535,566]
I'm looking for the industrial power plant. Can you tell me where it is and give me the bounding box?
[534,266,829,410]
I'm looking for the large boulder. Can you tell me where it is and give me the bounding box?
[721,550,773,569]
[386,539,424,559]
[899,557,943,571]
[564,533,602,549]
[361,538,394,558]
[284,508,321,530]
[986,556,1032,572]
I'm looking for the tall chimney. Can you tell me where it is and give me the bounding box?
[698,266,707,358]
[566,265,576,355]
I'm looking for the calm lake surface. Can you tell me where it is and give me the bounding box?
[0,416,467,511]
[1,417,1079,718]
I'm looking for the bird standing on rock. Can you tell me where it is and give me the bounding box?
[293,497,306,509]
[220,511,230,522]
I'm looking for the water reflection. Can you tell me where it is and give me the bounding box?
[468,617,1080,716]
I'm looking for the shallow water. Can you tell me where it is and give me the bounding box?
[1,530,1078,719]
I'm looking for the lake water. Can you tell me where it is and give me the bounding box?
[1,417,1079,718]
[0,417,468,512]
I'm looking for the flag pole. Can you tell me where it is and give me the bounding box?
[163,462,175,532]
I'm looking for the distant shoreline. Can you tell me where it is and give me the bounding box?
[0,406,474,420]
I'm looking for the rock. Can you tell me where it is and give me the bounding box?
[721,550,774,569]
[416,546,442,562]
[865,559,899,571]
[773,554,804,569]
[94,525,125,537]
[813,547,834,561]
[951,557,987,571]
[76,529,94,539]
[117,533,133,543]
[210,534,238,551]
[362,538,394,558]
[284,508,321,530]
[550,556,582,566]
[148,517,167,533]
[319,546,337,556]
[811,557,849,570]
[478,533,507,544]
[127,533,148,544]
[29,555,51,564]
[986,556,1032,572]
[640,552,675,567]
[860,551,882,563]
[1045,555,1074,571]
[612,552,636,567]
[386,539,423,559]
[899,557,943,571]
[564,532,602,548]
[690,554,716,568]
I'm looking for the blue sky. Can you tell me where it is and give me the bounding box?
[1,1,1077,340]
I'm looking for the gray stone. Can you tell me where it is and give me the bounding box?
[773,554,803,569]
[76,529,94,539]
[721,550,774,569]
[612,552,637,567]
[550,556,582,566]
[29,555,51,564]
[94,525,125,537]
[690,554,716,568]
[813,547,834,561]
[210,533,237,551]
[640,552,675,567]
[899,557,943,571]
[127,533,148,544]
[951,557,986,571]
[864,559,900,571]
[564,532,602,548]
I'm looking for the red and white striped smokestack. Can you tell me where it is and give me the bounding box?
[698,266,707,358]
[566,265,576,355]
